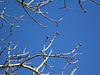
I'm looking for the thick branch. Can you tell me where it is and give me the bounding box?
[0,63,41,75]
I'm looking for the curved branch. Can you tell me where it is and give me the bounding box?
[79,0,87,13]
[40,13,63,27]
[22,5,47,28]
[17,0,47,28]
[0,33,13,41]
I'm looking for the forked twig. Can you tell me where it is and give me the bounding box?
[35,0,53,11]
[42,32,59,53]
[23,5,47,27]
[36,50,52,71]
[0,7,25,32]
[59,0,74,10]
[17,0,62,27]
[38,56,55,73]
[0,13,25,21]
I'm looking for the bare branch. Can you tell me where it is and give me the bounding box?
[16,0,62,27]
[0,0,6,2]
[40,13,63,27]
[28,0,34,5]
[38,56,55,73]
[0,7,25,32]
[35,0,53,11]
[0,63,42,75]
[36,50,52,71]
[91,0,100,5]
[0,13,25,21]
[17,0,47,27]
[71,66,79,75]
[0,0,87,74]
[57,43,82,56]
[0,33,13,41]
[42,32,59,53]
[59,0,74,10]
[0,42,12,56]
[79,0,87,13]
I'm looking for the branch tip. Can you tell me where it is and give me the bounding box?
[50,40,52,43]
[50,0,53,2]
[16,42,19,45]
[25,45,27,48]
[78,58,80,61]
[76,65,79,69]
[79,43,82,46]
[84,9,87,13]
[2,23,4,26]
[57,32,60,35]
[47,35,50,38]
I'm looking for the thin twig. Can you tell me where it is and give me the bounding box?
[57,44,82,56]
[91,0,100,5]
[79,0,87,13]
[71,66,79,75]
[0,33,13,41]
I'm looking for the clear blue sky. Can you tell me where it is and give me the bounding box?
[0,0,100,75]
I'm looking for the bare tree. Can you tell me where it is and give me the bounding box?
[0,0,100,75]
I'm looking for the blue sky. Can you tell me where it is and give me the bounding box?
[0,0,100,75]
